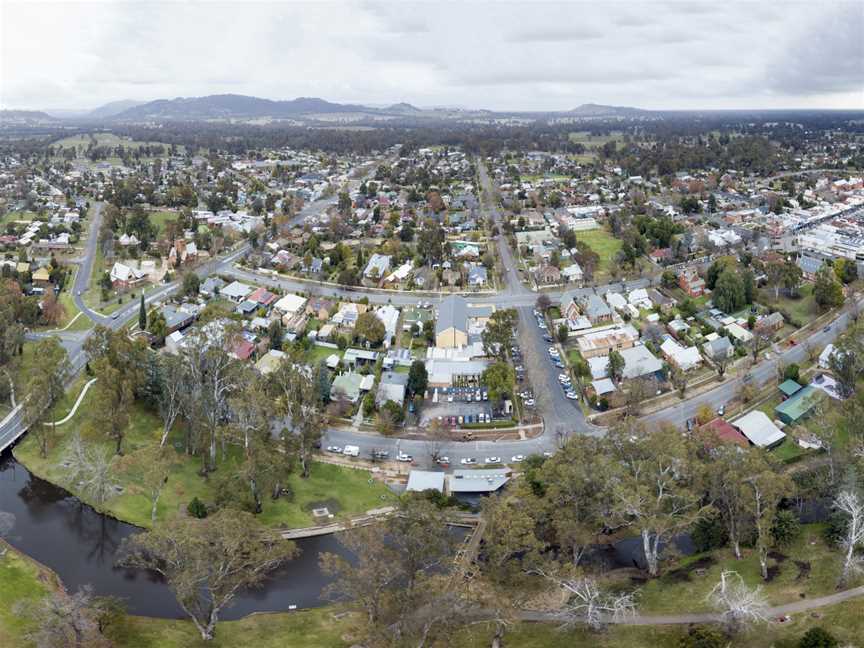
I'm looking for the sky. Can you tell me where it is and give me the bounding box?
[2,0,863,112]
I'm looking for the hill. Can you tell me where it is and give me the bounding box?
[87,99,148,119]
[0,110,62,126]
[112,94,373,121]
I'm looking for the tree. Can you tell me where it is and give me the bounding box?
[354,311,385,347]
[705,447,762,560]
[679,625,726,648]
[148,310,167,342]
[542,573,637,631]
[156,354,184,447]
[607,349,625,383]
[661,269,677,289]
[557,323,569,344]
[670,365,687,398]
[707,570,768,634]
[535,294,551,312]
[138,293,146,331]
[482,308,518,361]
[271,356,324,479]
[482,361,515,407]
[118,510,297,641]
[61,433,118,504]
[407,360,428,398]
[798,627,839,648]
[745,467,792,580]
[813,264,844,310]
[181,271,200,296]
[84,327,147,455]
[40,291,66,326]
[22,337,70,458]
[714,269,747,313]
[608,421,704,577]
[19,585,115,648]
[833,489,864,586]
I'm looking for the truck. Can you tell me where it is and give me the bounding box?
[343,445,360,457]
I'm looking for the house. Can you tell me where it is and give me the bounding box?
[425,359,488,388]
[726,322,753,345]
[731,411,786,448]
[331,302,368,328]
[591,378,617,396]
[467,265,488,287]
[343,348,379,368]
[704,336,734,360]
[627,288,653,310]
[160,305,196,334]
[579,294,613,325]
[376,371,408,407]
[200,276,225,298]
[255,349,286,375]
[31,266,52,286]
[618,344,665,379]
[248,286,277,309]
[700,418,749,448]
[221,281,253,302]
[778,379,803,399]
[818,343,837,369]
[562,262,583,284]
[306,297,336,320]
[363,253,391,280]
[648,288,675,313]
[109,262,146,289]
[660,338,703,371]
[797,254,823,280]
[678,267,705,297]
[375,304,400,348]
[535,264,561,285]
[331,372,365,403]
[406,471,445,493]
[757,312,784,333]
[231,338,255,361]
[576,324,640,359]
[273,293,307,316]
[775,385,822,425]
[165,330,185,354]
[436,295,468,349]
[668,319,690,339]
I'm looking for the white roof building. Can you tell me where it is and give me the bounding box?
[274,294,307,314]
[375,304,400,348]
[732,410,786,448]
[660,338,703,371]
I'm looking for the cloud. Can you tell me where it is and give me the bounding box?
[763,3,864,95]
[507,26,602,42]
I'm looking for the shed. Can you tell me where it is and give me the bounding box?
[775,385,822,425]
[406,471,445,493]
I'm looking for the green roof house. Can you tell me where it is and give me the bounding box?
[778,379,803,399]
[775,385,822,425]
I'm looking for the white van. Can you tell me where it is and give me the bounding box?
[343,445,360,457]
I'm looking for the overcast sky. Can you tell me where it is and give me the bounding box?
[2,0,862,111]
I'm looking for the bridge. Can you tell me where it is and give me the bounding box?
[0,404,25,454]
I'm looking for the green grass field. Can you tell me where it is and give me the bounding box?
[13,387,393,530]
[0,544,58,647]
[148,210,179,234]
[574,228,623,278]
[760,284,816,327]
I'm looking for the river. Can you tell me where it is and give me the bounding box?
[0,454,350,619]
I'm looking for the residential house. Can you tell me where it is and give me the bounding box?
[31,266,52,286]
[731,411,786,448]
[660,338,703,371]
[757,311,784,334]
[200,276,225,298]
[678,267,705,297]
[775,385,822,425]
[797,254,823,281]
[375,304,400,348]
[160,305,196,334]
[331,372,365,403]
[376,371,408,407]
[306,297,336,321]
[579,294,613,325]
[248,286,278,310]
[467,265,488,287]
[726,322,754,345]
[535,264,561,285]
[221,281,253,303]
[704,336,734,361]
[109,262,146,289]
[648,288,675,313]
[363,253,391,282]
[255,349,286,375]
[562,262,583,284]
[576,324,640,359]
[700,418,749,448]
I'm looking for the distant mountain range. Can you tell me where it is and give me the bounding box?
[2,95,655,126]
[0,110,62,126]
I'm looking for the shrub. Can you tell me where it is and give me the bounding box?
[823,510,848,548]
[679,625,726,648]
[691,508,728,552]
[798,627,839,648]
[771,509,801,547]
[187,497,208,519]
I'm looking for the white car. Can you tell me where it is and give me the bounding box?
[397,453,413,462]
[511,455,525,463]
[326,445,342,453]
[548,347,560,356]
[460,457,477,465]
[524,398,536,407]
[437,456,450,465]
[565,391,579,400]
[485,456,502,464]
[558,373,570,382]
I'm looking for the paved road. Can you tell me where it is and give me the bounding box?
[643,301,861,429]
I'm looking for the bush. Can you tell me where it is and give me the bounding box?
[679,625,726,648]
[187,497,208,519]
[823,510,848,548]
[771,509,801,547]
[783,363,801,383]
[798,627,839,648]
[691,508,728,552]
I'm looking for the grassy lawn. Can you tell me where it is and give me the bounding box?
[771,436,811,463]
[455,598,864,648]
[148,210,178,234]
[305,345,341,366]
[636,524,846,614]
[0,543,59,647]
[0,210,38,226]
[107,608,358,648]
[760,284,816,327]
[574,229,622,278]
[14,389,393,530]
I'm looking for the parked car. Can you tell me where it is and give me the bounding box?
[717,405,725,416]
[326,445,342,453]
[460,457,477,465]
[823,325,831,333]
[485,456,501,464]
[524,398,536,407]
[397,453,413,463]
[565,390,579,400]
[542,334,553,343]
[458,415,464,425]
[437,456,450,466]
[511,455,525,463]
[558,373,569,382]
[371,450,389,459]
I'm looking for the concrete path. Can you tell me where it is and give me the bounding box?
[46,378,97,426]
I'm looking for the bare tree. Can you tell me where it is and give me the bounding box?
[707,570,768,633]
[0,511,15,555]
[61,434,118,505]
[423,418,449,462]
[157,354,185,448]
[18,585,114,648]
[834,489,864,586]
[542,573,637,630]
